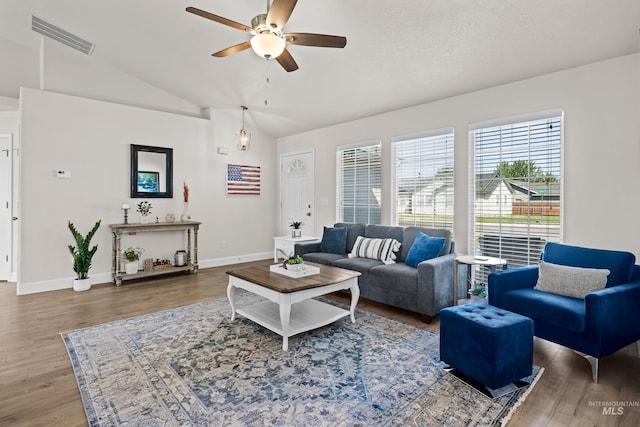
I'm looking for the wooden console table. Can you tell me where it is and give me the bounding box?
[109,221,201,286]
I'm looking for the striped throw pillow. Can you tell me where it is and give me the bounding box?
[348,236,401,265]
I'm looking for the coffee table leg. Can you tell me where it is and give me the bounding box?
[279,297,292,351]
[349,282,360,323]
[227,283,237,321]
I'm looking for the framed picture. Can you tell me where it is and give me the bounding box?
[137,171,159,193]
[226,164,261,196]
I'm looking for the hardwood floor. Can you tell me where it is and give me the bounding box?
[1,260,638,426]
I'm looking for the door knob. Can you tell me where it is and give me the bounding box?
[306,212,311,216]
[12,217,18,221]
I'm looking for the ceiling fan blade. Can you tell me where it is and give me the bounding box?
[285,33,347,48]
[212,41,252,57]
[266,0,298,30]
[276,48,299,72]
[186,7,251,32]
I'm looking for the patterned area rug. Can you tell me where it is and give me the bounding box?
[62,293,543,426]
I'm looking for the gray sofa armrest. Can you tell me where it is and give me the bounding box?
[295,241,321,256]
[416,253,458,316]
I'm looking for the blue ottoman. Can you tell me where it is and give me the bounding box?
[440,303,533,389]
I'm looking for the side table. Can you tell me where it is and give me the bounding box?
[273,235,319,262]
[453,255,507,305]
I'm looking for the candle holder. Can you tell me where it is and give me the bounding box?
[122,205,130,224]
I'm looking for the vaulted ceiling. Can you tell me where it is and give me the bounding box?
[1,0,639,137]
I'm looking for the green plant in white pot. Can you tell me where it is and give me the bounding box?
[68,220,101,291]
[123,246,144,274]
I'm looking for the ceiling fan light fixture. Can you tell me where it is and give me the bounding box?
[236,106,251,151]
[250,32,285,59]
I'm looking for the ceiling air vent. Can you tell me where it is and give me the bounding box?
[31,14,95,55]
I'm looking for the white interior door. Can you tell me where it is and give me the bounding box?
[0,134,13,280]
[280,151,314,236]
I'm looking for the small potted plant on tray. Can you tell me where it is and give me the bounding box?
[289,220,303,238]
[283,254,305,271]
[123,246,144,274]
[68,220,101,291]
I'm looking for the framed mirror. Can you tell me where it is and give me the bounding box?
[130,144,173,198]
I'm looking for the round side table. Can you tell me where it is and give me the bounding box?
[453,255,507,305]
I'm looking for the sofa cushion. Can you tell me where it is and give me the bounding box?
[401,227,452,262]
[333,223,366,253]
[348,236,401,264]
[369,263,418,295]
[364,224,404,242]
[534,261,609,299]
[332,256,384,275]
[542,242,635,287]
[301,252,347,265]
[498,288,586,332]
[319,226,348,254]
[405,232,446,268]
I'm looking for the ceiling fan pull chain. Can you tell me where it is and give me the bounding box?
[265,60,271,106]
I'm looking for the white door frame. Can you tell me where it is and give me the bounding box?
[279,150,315,237]
[0,134,13,281]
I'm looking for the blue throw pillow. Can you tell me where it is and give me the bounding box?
[320,226,348,254]
[405,232,446,268]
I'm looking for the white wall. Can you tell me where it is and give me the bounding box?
[278,53,640,256]
[18,88,277,294]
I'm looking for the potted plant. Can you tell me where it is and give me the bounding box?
[283,254,305,271]
[123,246,144,274]
[469,283,487,302]
[137,201,153,223]
[289,220,303,238]
[68,220,101,291]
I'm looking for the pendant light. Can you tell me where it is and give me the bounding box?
[236,105,251,151]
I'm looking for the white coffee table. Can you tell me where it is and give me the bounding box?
[273,235,319,262]
[226,262,360,351]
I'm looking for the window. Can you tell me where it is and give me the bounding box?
[471,113,562,278]
[336,142,382,224]
[392,131,454,232]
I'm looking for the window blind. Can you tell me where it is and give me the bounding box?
[471,115,562,283]
[336,142,382,224]
[391,131,454,232]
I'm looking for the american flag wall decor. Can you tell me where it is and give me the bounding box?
[226,164,261,196]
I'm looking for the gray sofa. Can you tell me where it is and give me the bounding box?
[295,223,464,322]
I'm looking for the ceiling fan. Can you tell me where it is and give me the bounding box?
[186,0,347,72]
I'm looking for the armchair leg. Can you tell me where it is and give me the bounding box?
[584,355,599,383]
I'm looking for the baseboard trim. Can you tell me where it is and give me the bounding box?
[16,252,273,295]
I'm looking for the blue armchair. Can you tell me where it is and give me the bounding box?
[488,242,640,382]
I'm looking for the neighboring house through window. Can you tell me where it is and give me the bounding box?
[471,112,562,279]
[336,141,382,224]
[392,130,454,233]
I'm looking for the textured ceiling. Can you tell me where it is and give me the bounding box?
[1,0,639,137]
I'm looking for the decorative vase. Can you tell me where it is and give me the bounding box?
[125,261,138,274]
[73,278,91,292]
[470,295,487,303]
[140,215,151,224]
[180,202,191,222]
[291,229,302,238]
